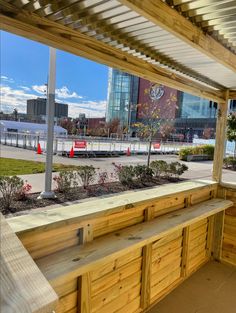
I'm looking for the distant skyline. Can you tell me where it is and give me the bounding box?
[0,31,109,118]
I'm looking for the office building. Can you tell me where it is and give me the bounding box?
[27,98,68,122]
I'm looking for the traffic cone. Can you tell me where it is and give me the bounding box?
[69,146,74,158]
[37,143,42,154]
[126,147,131,156]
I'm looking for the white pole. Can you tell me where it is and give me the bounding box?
[39,47,56,199]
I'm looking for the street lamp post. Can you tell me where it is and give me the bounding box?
[39,47,56,199]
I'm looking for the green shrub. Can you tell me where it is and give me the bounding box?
[150,160,168,179]
[0,176,24,210]
[76,166,96,189]
[168,162,188,179]
[179,145,214,160]
[53,170,78,193]
[134,165,153,183]
[117,165,135,187]
[223,157,236,170]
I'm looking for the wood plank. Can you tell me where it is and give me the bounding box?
[91,249,142,282]
[189,223,208,241]
[0,213,58,313]
[152,230,183,250]
[52,278,77,298]
[152,236,183,260]
[36,198,232,286]
[7,180,217,235]
[78,224,93,313]
[94,284,141,313]
[213,211,225,260]
[91,257,142,295]
[56,291,77,313]
[91,271,141,312]
[119,0,236,73]
[189,218,207,231]
[151,268,181,299]
[181,226,190,277]
[152,248,182,273]
[151,259,181,287]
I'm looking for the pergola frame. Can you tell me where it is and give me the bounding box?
[0,0,236,184]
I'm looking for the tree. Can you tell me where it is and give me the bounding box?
[134,102,161,166]
[134,88,177,166]
[159,120,175,140]
[59,118,74,135]
[227,113,236,158]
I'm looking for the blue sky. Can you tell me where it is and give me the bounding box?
[0,31,109,117]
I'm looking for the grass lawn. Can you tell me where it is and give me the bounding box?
[0,158,79,176]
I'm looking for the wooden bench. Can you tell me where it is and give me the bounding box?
[36,198,232,286]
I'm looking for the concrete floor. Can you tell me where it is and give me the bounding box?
[149,261,236,313]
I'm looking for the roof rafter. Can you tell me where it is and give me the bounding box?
[0,4,225,103]
[118,0,236,73]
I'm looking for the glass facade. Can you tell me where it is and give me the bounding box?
[106,68,139,126]
[178,93,215,119]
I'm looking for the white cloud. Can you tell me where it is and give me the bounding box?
[0,85,37,113]
[32,84,84,99]
[19,86,31,91]
[56,86,83,99]
[0,83,106,117]
[66,100,106,118]
[1,75,14,83]
[32,84,47,95]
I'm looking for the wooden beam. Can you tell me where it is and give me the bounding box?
[212,211,225,261]
[212,90,229,182]
[0,213,58,313]
[0,7,225,103]
[118,0,236,73]
[229,90,236,99]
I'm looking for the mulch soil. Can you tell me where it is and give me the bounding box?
[1,178,186,215]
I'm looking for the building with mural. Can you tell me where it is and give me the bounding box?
[106,68,236,139]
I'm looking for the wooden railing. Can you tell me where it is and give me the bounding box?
[1,180,235,313]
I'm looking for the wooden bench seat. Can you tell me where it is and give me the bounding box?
[36,198,233,286]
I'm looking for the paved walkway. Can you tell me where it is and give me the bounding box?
[1,144,235,194]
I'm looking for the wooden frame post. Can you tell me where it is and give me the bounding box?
[140,207,154,309]
[212,90,229,183]
[78,224,93,313]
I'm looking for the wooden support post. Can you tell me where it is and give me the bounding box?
[206,216,215,259]
[212,211,225,261]
[78,224,93,313]
[212,90,229,182]
[181,196,191,277]
[141,206,154,309]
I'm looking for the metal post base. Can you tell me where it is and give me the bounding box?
[37,191,57,199]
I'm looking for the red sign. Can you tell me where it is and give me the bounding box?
[74,140,87,149]
[153,142,161,149]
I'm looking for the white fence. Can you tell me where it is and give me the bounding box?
[2,131,232,155]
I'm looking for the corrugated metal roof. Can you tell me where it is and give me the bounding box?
[1,0,236,91]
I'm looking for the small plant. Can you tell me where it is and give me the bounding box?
[150,160,168,179]
[113,164,135,187]
[223,156,236,170]
[15,181,32,200]
[134,165,153,183]
[98,170,111,190]
[76,166,96,189]
[168,162,188,179]
[53,170,78,193]
[0,176,24,210]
